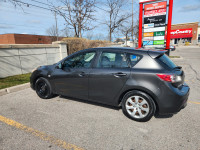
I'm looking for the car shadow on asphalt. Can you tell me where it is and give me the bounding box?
[59,95,121,111]
[58,95,174,119]
[154,114,173,119]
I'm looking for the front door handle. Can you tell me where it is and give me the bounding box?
[113,72,127,77]
[78,72,85,77]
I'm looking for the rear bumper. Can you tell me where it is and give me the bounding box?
[157,83,190,115]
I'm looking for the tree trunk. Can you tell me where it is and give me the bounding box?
[109,30,112,42]
[79,29,82,38]
[125,34,128,46]
[78,5,82,38]
[109,12,112,42]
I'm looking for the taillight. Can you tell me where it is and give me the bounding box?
[156,74,181,83]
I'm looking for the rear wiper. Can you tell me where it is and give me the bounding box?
[173,66,182,70]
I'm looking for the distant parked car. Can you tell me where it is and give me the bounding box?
[154,45,176,51]
[170,45,176,51]
[30,47,189,122]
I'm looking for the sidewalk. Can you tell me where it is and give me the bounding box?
[0,83,30,96]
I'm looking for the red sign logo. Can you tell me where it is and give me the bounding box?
[144,8,166,17]
[144,1,167,11]
[165,28,193,39]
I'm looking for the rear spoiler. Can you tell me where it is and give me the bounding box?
[148,50,167,59]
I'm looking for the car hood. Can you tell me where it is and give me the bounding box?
[37,64,55,72]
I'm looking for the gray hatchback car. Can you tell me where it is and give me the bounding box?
[30,47,190,122]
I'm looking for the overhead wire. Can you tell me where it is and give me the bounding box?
[0,6,54,18]
[10,0,54,11]
[4,0,126,33]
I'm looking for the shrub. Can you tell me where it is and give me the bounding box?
[62,37,110,55]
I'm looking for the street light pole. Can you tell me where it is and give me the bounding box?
[131,0,134,42]
[54,11,58,41]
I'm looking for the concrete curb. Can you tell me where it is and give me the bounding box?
[0,83,30,96]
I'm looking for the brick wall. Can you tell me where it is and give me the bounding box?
[0,34,15,44]
[171,22,199,41]
[0,34,64,44]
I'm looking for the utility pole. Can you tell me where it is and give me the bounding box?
[131,0,134,42]
[54,11,58,41]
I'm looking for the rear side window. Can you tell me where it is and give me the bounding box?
[127,54,142,67]
[157,54,177,69]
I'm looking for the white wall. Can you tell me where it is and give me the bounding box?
[0,42,67,78]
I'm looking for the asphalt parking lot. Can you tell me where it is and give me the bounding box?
[0,47,200,150]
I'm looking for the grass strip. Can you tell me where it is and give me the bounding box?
[0,73,31,90]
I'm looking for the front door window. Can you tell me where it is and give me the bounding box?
[63,52,95,69]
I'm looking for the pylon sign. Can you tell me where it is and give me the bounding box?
[143,1,167,47]
[138,0,173,50]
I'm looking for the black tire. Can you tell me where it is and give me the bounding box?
[121,90,156,122]
[35,77,54,99]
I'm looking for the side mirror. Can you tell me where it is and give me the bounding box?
[56,63,62,69]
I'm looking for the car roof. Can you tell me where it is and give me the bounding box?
[93,47,147,53]
[81,47,166,58]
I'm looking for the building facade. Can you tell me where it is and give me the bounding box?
[198,26,200,43]
[168,22,199,45]
[0,34,64,44]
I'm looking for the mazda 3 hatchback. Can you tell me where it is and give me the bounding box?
[30,47,190,122]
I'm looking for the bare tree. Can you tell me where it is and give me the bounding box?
[120,20,139,45]
[61,27,74,37]
[86,32,94,40]
[133,20,139,41]
[104,0,131,42]
[50,0,96,38]
[120,21,132,45]
[94,33,105,40]
[46,25,59,42]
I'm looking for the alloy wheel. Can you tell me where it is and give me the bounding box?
[125,96,150,119]
[37,81,48,97]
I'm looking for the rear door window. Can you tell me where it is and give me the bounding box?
[97,52,129,68]
[157,54,177,69]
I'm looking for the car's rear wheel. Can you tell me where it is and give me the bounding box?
[122,90,156,122]
[35,77,54,99]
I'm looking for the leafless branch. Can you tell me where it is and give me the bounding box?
[49,0,96,38]
[46,25,59,42]
[103,0,131,41]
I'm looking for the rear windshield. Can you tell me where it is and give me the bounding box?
[157,54,177,69]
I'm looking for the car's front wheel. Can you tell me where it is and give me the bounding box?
[35,77,54,99]
[122,90,156,122]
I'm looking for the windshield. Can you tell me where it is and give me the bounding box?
[157,54,177,70]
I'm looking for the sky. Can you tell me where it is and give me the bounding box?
[0,0,200,40]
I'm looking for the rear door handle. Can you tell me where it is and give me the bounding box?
[113,72,127,77]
